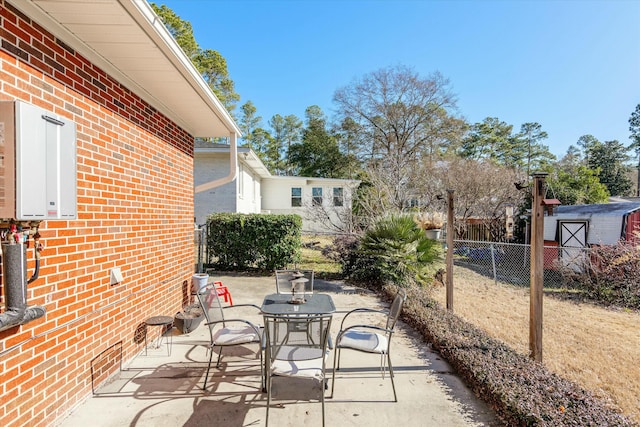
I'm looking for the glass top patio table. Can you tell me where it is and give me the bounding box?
[261,293,336,315]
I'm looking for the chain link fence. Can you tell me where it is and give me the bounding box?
[451,239,591,289]
[196,223,593,290]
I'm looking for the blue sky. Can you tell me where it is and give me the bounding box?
[158,0,640,158]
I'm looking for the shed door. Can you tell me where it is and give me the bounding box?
[558,221,588,271]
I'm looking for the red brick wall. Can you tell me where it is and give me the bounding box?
[0,2,196,426]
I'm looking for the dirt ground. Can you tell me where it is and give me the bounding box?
[432,267,640,424]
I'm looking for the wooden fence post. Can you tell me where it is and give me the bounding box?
[446,189,454,311]
[530,172,547,362]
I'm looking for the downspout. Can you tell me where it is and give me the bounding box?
[194,132,238,194]
[0,241,46,333]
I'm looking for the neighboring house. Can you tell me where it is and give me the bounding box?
[194,142,270,221]
[0,2,239,426]
[261,175,360,233]
[195,143,360,233]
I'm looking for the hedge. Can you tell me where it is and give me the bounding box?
[205,213,302,271]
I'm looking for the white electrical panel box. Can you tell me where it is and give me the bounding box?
[0,100,77,220]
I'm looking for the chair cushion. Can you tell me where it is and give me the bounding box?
[338,329,388,354]
[212,325,259,346]
[270,346,327,379]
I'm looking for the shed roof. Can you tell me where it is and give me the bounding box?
[555,202,640,217]
[13,0,240,138]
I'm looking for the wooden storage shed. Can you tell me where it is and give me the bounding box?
[542,202,640,271]
[544,202,640,247]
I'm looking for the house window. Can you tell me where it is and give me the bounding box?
[312,187,323,206]
[291,187,302,207]
[406,198,420,208]
[333,187,344,206]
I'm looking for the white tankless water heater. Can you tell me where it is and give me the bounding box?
[0,100,77,221]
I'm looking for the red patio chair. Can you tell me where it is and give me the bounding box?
[213,281,233,306]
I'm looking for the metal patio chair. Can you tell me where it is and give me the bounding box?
[330,288,407,401]
[263,313,333,426]
[196,284,263,390]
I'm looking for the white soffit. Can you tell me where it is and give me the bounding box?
[12,0,240,138]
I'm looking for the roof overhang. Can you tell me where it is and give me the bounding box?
[195,144,272,178]
[237,148,272,179]
[11,0,240,138]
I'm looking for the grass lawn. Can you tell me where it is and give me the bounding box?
[296,234,342,276]
[432,267,640,424]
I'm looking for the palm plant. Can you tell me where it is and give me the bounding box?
[357,215,443,287]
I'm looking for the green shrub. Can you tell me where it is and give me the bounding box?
[322,234,374,283]
[332,215,443,289]
[205,213,302,271]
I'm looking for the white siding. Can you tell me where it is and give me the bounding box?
[262,178,307,212]
[194,153,237,225]
[544,214,625,245]
[236,162,261,214]
[262,178,356,233]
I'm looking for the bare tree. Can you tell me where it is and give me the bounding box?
[356,160,413,220]
[333,65,462,165]
[414,157,526,240]
[334,65,466,228]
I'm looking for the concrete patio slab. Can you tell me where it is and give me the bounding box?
[56,274,502,427]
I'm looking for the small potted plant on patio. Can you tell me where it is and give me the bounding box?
[174,302,204,334]
[414,211,445,239]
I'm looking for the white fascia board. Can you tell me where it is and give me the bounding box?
[126,0,241,136]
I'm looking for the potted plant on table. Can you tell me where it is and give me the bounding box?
[414,211,445,239]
